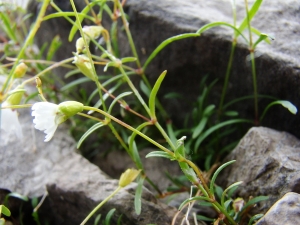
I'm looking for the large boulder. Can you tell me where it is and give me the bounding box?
[218,127,300,214]
[0,106,187,225]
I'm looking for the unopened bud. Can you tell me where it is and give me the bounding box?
[233,197,244,213]
[14,62,28,78]
[119,168,140,188]
[76,37,89,53]
[82,25,103,40]
[35,77,42,87]
[73,54,96,81]
[6,85,25,105]
[58,101,84,117]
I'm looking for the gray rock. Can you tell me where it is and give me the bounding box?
[256,192,300,225]
[0,107,187,225]
[218,127,300,214]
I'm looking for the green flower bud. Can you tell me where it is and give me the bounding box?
[76,37,89,53]
[73,54,96,81]
[83,25,103,40]
[6,85,25,105]
[14,62,28,78]
[119,168,140,188]
[58,101,84,117]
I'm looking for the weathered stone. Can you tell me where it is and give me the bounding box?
[218,127,300,214]
[256,192,300,225]
[0,107,188,225]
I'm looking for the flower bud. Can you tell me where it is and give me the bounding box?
[14,62,28,78]
[35,77,42,87]
[6,85,25,105]
[119,168,140,188]
[83,25,103,40]
[58,101,84,117]
[76,37,88,53]
[73,54,96,81]
[233,197,244,213]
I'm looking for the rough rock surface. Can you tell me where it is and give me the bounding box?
[0,107,186,225]
[256,192,300,225]
[218,127,300,214]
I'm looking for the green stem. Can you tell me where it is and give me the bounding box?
[2,0,51,93]
[212,201,237,225]
[22,57,74,86]
[116,0,141,68]
[82,106,174,155]
[250,52,258,122]
[218,41,236,118]
[80,186,122,225]
[119,66,151,115]
[154,122,176,151]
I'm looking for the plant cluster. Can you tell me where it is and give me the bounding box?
[0,0,297,225]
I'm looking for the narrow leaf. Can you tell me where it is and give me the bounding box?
[237,0,264,35]
[104,208,116,225]
[143,33,200,72]
[210,160,236,194]
[179,196,211,210]
[248,214,264,225]
[145,151,174,160]
[108,92,132,114]
[149,70,167,119]
[221,181,243,207]
[77,122,105,148]
[134,177,144,215]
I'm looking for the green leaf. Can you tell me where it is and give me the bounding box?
[197,22,248,43]
[61,77,91,92]
[253,33,269,49]
[224,111,239,117]
[248,214,264,225]
[194,119,251,152]
[260,100,297,122]
[0,205,11,217]
[108,92,132,114]
[196,215,214,222]
[140,80,151,97]
[241,196,269,213]
[251,27,271,44]
[210,160,236,195]
[149,70,167,119]
[0,12,17,41]
[237,0,264,35]
[134,177,144,215]
[145,151,174,160]
[221,181,243,207]
[104,208,116,225]
[178,196,211,210]
[77,122,105,148]
[46,35,62,61]
[94,214,101,225]
[121,57,137,64]
[143,33,200,72]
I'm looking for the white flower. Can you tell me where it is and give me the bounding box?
[1,101,23,143]
[31,102,66,142]
[31,101,83,142]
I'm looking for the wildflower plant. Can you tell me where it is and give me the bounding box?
[0,0,297,225]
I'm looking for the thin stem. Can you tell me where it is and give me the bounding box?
[2,0,51,93]
[82,106,174,155]
[80,186,122,225]
[218,41,236,118]
[154,122,176,151]
[116,0,141,68]
[119,66,151,115]
[22,57,74,86]
[250,52,258,122]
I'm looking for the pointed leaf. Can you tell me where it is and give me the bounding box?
[108,92,132,114]
[145,151,174,160]
[178,196,211,210]
[0,205,11,217]
[210,160,236,194]
[134,177,144,215]
[221,181,243,207]
[77,122,105,148]
[149,70,167,119]
[104,208,116,225]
